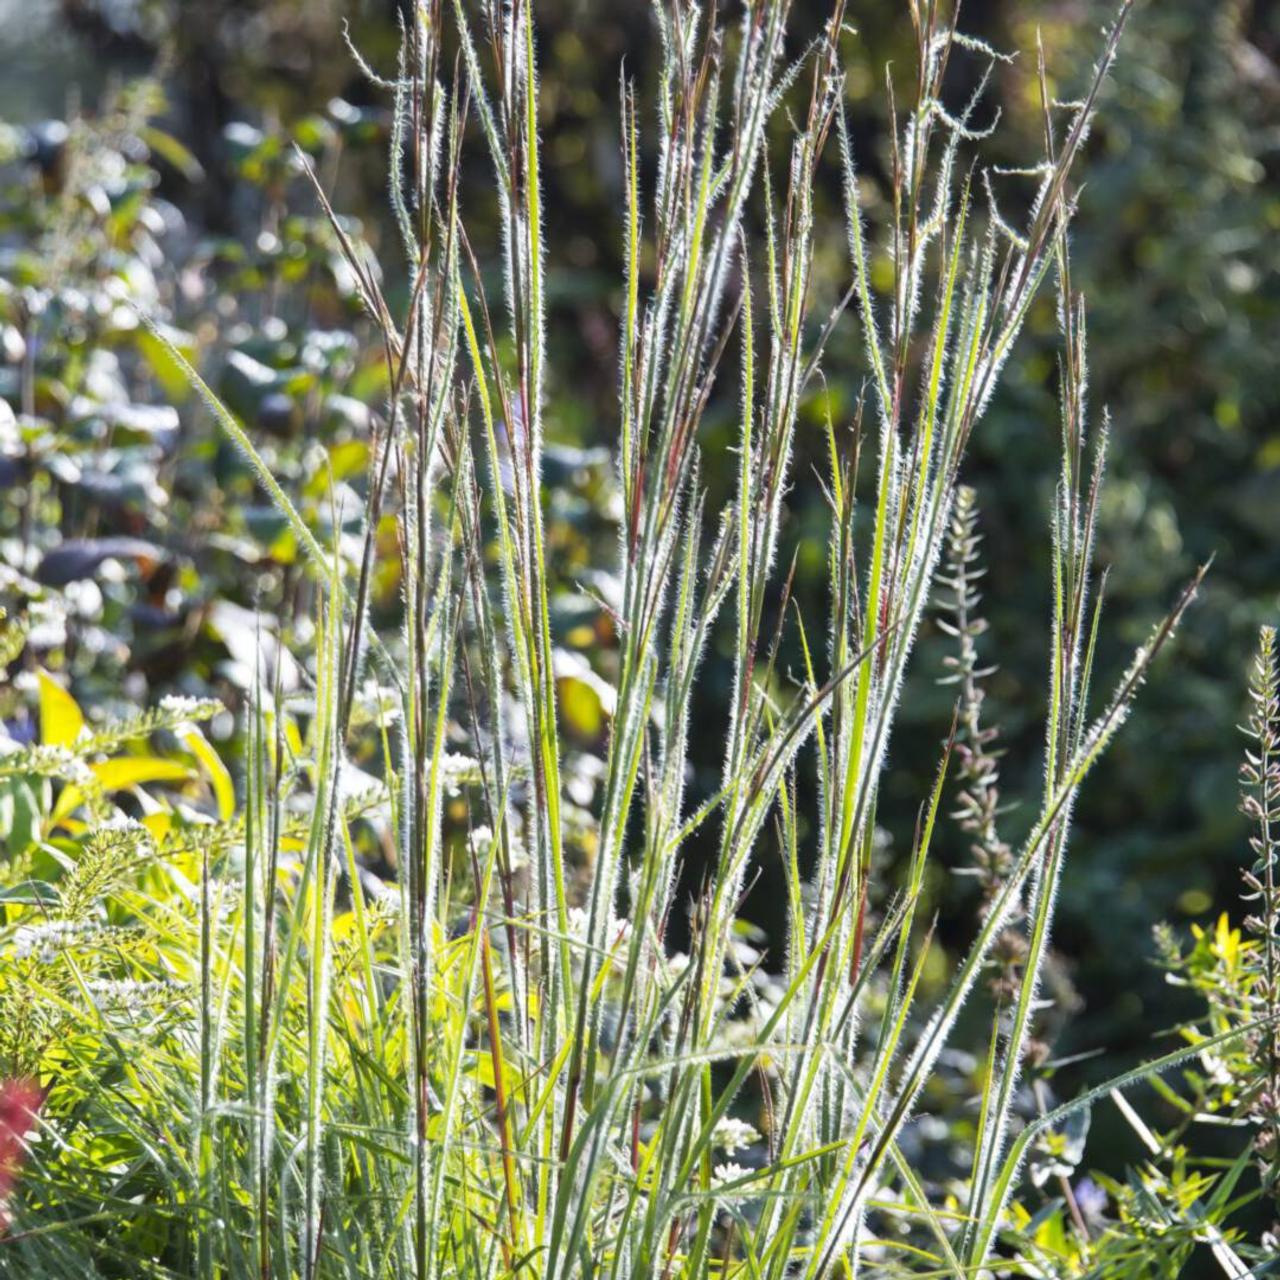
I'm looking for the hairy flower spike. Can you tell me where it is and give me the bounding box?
[937,485,1013,902]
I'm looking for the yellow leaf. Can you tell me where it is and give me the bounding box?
[39,670,84,747]
[183,727,235,820]
[51,783,85,826]
[558,674,604,740]
[141,813,173,843]
[328,439,369,480]
[93,758,191,790]
[284,714,304,760]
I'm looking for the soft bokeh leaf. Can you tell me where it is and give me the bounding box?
[183,727,235,820]
[92,758,192,790]
[136,324,198,404]
[38,669,84,747]
[0,879,60,906]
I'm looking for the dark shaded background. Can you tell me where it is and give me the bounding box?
[2,0,1278,1203]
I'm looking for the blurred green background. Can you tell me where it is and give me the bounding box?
[1,0,1277,1195]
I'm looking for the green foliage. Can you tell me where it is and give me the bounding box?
[0,1,1275,1278]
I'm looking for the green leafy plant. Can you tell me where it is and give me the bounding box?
[1141,626,1280,1273]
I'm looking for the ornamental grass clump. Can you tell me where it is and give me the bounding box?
[0,1,1264,1277]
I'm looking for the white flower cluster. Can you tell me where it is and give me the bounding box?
[15,920,95,963]
[566,906,590,940]
[440,753,481,797]
[711,1161,754,1206]
[14,744,94,784]
[89,813,153,849]
[158,694,222,722]
[712,1116,760,1156]
[87,978,185,1015]
[465,824,529,871]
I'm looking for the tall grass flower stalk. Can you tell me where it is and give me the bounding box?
[2,2,1263,1277]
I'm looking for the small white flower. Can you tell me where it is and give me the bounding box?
[15,920,93,963]
[159,694,221,723]
[86,978,183,1015]
[711,1161,754,1206]
[440,754,480,797]
[712,1116,760,1157]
